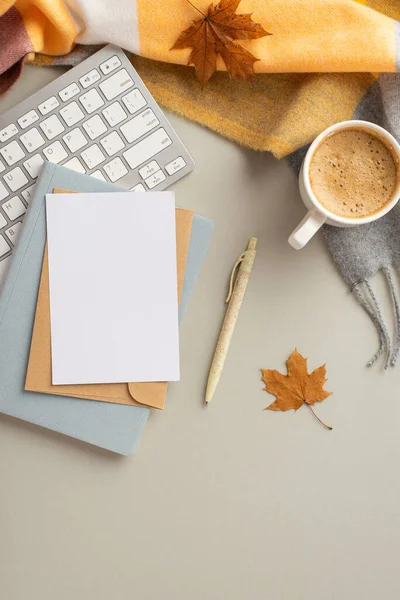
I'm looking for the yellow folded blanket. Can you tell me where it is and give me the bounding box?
[1,0,400,156]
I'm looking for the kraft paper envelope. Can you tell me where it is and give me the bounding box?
[25,189,194,409]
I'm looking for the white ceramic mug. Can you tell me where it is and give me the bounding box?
[288,120,400,250]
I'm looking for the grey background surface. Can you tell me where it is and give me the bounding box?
[1,66,400,600]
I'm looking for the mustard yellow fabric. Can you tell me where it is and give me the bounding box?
[3,0,400,157]
[133,0,400,155]
[0,0,77,55]
[131,56,375,158]
[137,0,397,72]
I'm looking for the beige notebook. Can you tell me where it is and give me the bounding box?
[25,189,194,410]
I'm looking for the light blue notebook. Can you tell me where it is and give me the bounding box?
[0,163,213,455]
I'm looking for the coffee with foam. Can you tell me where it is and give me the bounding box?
[309,128,399,219]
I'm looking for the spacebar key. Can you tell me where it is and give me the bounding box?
[123,129,172,170]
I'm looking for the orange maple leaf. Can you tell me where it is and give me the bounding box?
[171,0,271,88]
[261,350,333,430]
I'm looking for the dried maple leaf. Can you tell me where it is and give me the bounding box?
[171,0,271,88]
[261,350,333,430]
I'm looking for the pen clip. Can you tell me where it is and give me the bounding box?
[226,252,247,303]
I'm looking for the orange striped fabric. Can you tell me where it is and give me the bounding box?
[1,1,400,156]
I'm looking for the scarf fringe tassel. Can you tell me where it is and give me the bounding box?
[352,267,400,369]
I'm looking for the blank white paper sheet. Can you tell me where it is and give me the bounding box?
[46,192,180,385]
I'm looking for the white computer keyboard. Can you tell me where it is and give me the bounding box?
[0,44,194,282]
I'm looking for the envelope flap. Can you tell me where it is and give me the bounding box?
[128,381,167,409]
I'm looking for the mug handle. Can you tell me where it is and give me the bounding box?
[288,210,326,250]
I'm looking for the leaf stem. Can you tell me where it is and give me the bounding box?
[185,0,206,17]
[304,402,332,431]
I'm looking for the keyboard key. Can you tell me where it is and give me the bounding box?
[99,69,133,101]
[3,167,28,192]
[59,83,80,102]
[165,156,186,176]
[82,115,107,140]
[79,68,101,89]
[20,127,45,152]
[122,89,146,115]
[103,157,128,182]
[102,102,127,127]
[120,109,159,144]
[5,222,22,245]
[63,157,86,174]
[38,96,60,115]
[90,170,106,182]
[79,89,104,114]
[100,55,121,75]
[0,212,6,228]
[145,169,166,189]
[81,144,105,169]
[100,131,125,156]
[130,183,146,192]
[60,101,85,127]
[63,128,87,152]
[22,184,35,204]
[139,160,160,179]
[0,160,5,174]
[43,141,68,164]
[123,128,172,170]
[18,110,39,129]
[0,141,25,166]
[0,235,10,257]
[0,124,18,143]
[40,114,65,140]
[2,196,26,220]
[23,154,44,178]
[0,181,8,201]
[4,165,28,193]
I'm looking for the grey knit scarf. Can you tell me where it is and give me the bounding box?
[288,74,400,369]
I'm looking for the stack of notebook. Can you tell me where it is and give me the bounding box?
[0,163,213,455]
